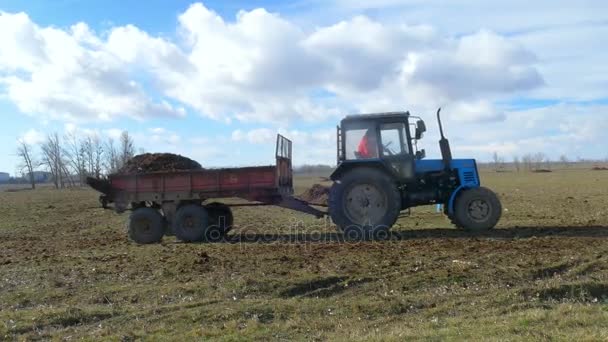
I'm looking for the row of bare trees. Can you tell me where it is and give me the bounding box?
[16,131,137,189]
[492,152,574,172]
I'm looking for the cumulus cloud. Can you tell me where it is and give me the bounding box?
[230,127,336,164]
[145,127,181,145]
[18,129,45,145]
[231,128,275,144]
[0,12,186,122]
[401,30,542,103]
[446,102,608,162]
[449,100,506,123]
[0,4,543,125]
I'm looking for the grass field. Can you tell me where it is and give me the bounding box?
[1,169,608,340]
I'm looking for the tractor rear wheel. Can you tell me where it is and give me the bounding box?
[173,204,209,242]
[452,187,502,232]
[205,202,233,242]
[128,207,165,244]
[329,167,400,240]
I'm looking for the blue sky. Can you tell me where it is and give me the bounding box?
[1,1,607,176]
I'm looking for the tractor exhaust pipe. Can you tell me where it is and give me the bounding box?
[437,108,453,167]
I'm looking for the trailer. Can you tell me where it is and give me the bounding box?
[87,135,325,244]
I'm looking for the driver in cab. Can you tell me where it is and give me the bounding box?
[357,129,378,159]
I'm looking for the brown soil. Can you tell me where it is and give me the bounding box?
[592,166,608,171]
[299,184,330,205]
[2,170,608,339]
[117,153,202,174]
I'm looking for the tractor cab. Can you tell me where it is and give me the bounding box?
[334,111,427,182]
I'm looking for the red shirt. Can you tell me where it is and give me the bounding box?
[358,135,372,158]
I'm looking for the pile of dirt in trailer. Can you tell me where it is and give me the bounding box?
[118,153,203,174]
[299,184,330,205]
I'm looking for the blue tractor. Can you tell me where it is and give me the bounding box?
[329,108,502,239]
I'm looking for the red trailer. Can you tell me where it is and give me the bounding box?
[87,135,325,244]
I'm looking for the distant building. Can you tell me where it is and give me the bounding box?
[0,172,9,182]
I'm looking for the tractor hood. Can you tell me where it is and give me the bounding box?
[415,158,478,174]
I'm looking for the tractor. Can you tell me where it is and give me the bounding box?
[329,108,502,239]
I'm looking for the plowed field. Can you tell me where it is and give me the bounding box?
[1,169,607,340]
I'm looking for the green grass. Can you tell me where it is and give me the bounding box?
[1,169,608,340]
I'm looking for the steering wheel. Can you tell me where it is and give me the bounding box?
[382,141,395,156]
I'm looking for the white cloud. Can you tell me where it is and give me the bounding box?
[329,0,608,35]
[441,102,608,162]
[18,129,45,145]
[104,128,124,140]
[449,100,506,123]
[0,4,544,126]
[155,132,181,145]
[231,128,275,144]
[0,12,186,122]
[2,2,606,164]
[230,127,337,164]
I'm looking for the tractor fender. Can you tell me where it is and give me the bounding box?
[447,185,476,216]
[330,160,397,181]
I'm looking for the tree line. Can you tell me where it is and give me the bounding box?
[16,131,137,189]
[490,152,606,172]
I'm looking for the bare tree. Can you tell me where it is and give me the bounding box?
[92,135,104,178]
[40,133,73,188]
[532,152,548,171]
[16,140,37,189]
[492,151,505,172]
[559,155,569,169]
[120,131,135,167]
[64,132,87,186]
[513,156,521,172]
[522,154,533,171]
[83,135,103,178]
[104,138,120,174]
[102,132,137,175]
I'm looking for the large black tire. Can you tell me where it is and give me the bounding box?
[205,202,233,242]
[173,204,209,242]
[329,167,401,240]
[452,187,502,232]
[128,208,165,244]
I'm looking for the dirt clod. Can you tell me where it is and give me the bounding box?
[299,184,330,205]
[118,153,202,174]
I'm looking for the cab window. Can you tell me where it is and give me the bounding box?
[344,124,379,160]
[380,123,409,156]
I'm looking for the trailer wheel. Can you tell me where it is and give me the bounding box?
[329,167,400,240]
[128,208,165,244]
[452,187,502,232]
[173,204,209,242]
[205,202,233,242]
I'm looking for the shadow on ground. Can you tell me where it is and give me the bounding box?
[224,226,608,244]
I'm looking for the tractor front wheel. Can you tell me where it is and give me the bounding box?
[452,187,502,232]
[329,167,401,240]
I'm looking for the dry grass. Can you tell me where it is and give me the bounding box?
[1,170,608,340]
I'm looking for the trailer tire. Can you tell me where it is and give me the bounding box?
[205,202,233,242]
[452,187,501,232]
[329,167,400,240]
[173,204,209,243]
[128,208,165,244]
